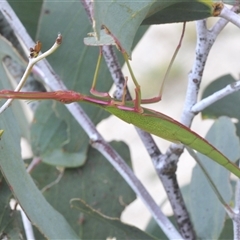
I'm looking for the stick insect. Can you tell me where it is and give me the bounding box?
[0,32,240,178]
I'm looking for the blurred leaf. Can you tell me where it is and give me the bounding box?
[189,117,240,239]
[0,36,30,140]
[71,199,157,240]
[0,109,78,238]
[142,1,212,24]
[179,183,233,240]
[0,174,25,239]
[219,218,233,240]
[30,141,136,238]
[36,0,114,93]
[31,101,88,167]
[93,0,213,55]
[201,74,240,137]
[0,37,77,237]
[145,215,176,239]
[8,0,43,39]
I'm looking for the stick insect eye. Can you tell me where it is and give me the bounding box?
[29,41,42,58]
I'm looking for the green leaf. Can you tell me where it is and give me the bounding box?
[93,1,152,55]
[0,173,25,239]
[145,215,176,239]
[8,0,43,39]
[30,141,136,238]
[189,117,240,239]
[92,0,213,55]
[71,199,157,240]
[0,36,30,140]
[201,74,240,137]
[0,37,77,238]
[142,1,213,24]
[31,101,88,167]
[36,0,114,93]
[0,109,78,238]
[219,218,233,240]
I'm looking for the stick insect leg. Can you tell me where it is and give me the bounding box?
[122,52,143,113]
[140,22,186,104]
[90,46,111,98]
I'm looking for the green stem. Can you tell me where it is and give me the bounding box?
[91,47,102,91]
[159,22,186,97]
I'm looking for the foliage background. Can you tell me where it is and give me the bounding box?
[1,1,240,238]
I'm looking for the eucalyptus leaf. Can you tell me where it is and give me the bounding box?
[31,101,88,167]
[0,35,30,140]
[0,109,78,239]
[142,1,212,24]
[8,0,43,39]
[92,0,213,55]
[145,215,177,239]
[189,117,240,239]
[0,37,77,237]
[30,141,136,239]
[71,198,157,240]
[219,218,233,240]
[0,174,25,239]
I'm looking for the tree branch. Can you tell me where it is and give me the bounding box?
[192,79,240,113]
[101,44,196,239]
[219,5,240,28]
[156,5,240,238]
[91,6,196,239]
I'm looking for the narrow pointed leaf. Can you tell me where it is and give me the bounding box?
[142,1,213,24]
[189,117,240,239]
[70,198,157,239]
[0,37,77,239]
[29,141,136,239]
[0,173,25,239]
[0,110,78,239]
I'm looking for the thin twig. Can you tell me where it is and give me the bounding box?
[192,79,240,113]
[0,35,61,114]
[233,180,240,239]
[19,207,35,240]
[220,5,240,28]
[17,157,43,240]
